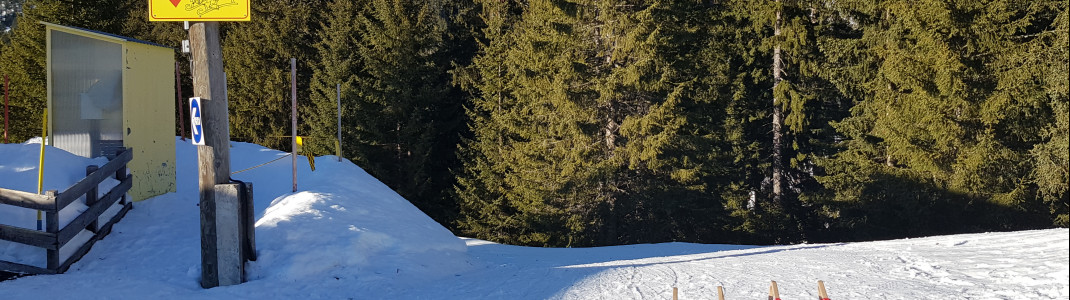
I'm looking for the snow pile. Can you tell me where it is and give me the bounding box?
[249,165,468,282]
[2,138,467,283]
[0,139,116,267]
[193,140,469,282]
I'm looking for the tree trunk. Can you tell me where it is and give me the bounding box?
[771,1,785,203]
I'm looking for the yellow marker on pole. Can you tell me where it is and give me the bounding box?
[295,136,315,171]
[37,110,47,230]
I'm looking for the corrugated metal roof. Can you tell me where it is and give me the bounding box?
[39,21,173,49]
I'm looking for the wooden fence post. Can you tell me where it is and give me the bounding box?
[115,149,127,205]
[44,190,59,271]
[769,281,781,300]
[86,165,100,232]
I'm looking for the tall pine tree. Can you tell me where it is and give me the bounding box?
[712,0,849,243]
[458,0,738,246]
[817,0,1064,240]
[222,0,326,150]
[319,0,462,224]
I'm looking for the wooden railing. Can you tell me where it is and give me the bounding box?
[0,149,133,275]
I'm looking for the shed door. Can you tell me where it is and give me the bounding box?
[50,30,124,158]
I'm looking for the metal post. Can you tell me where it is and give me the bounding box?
[191,21,232,288]
[4,74,9,143]
[177,61,185,141]
[291,58,298,193]
[336,83,342,162]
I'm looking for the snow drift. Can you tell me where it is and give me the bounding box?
[1,137,1066,300]
[2,138,468,283]
[184,139,470,282]
[0,139,119,268]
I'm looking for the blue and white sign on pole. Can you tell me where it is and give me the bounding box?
[190,97,205,145]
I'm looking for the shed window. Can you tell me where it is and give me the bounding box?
[50,30,123,158]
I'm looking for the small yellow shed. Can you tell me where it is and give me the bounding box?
[43,22,176,202]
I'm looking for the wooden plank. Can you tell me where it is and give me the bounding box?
[214,183,243,285]
[56,202,131,273]
[0,188,54,211]
[240,181,256,261]
[57,175,131,246]
[0,260,56,275]
[0,224,57,250]
[54,149,132,210]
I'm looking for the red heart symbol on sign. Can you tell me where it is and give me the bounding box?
[169,0,181,7]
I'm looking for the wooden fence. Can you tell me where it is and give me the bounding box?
[0,149,133,275]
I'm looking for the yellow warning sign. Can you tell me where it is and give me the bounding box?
[149,0,251,22]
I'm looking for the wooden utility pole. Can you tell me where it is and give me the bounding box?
[190,21,231,289]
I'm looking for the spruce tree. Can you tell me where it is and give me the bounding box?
[453,0,527,243]
[222,0,326,150]
[458,0,739,246]
[336,0,461,224]
[817,0,1064,239]
[711,0,848,243]
[1000,2,1068,226]
[307,0,363,157]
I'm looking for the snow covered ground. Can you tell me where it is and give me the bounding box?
[2,138,1067,299]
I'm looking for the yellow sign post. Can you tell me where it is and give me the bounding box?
[148,0,251,22]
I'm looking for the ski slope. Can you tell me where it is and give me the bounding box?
[2,138,1067,299]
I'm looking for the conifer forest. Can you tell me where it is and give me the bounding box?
[2,0,1067,247]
